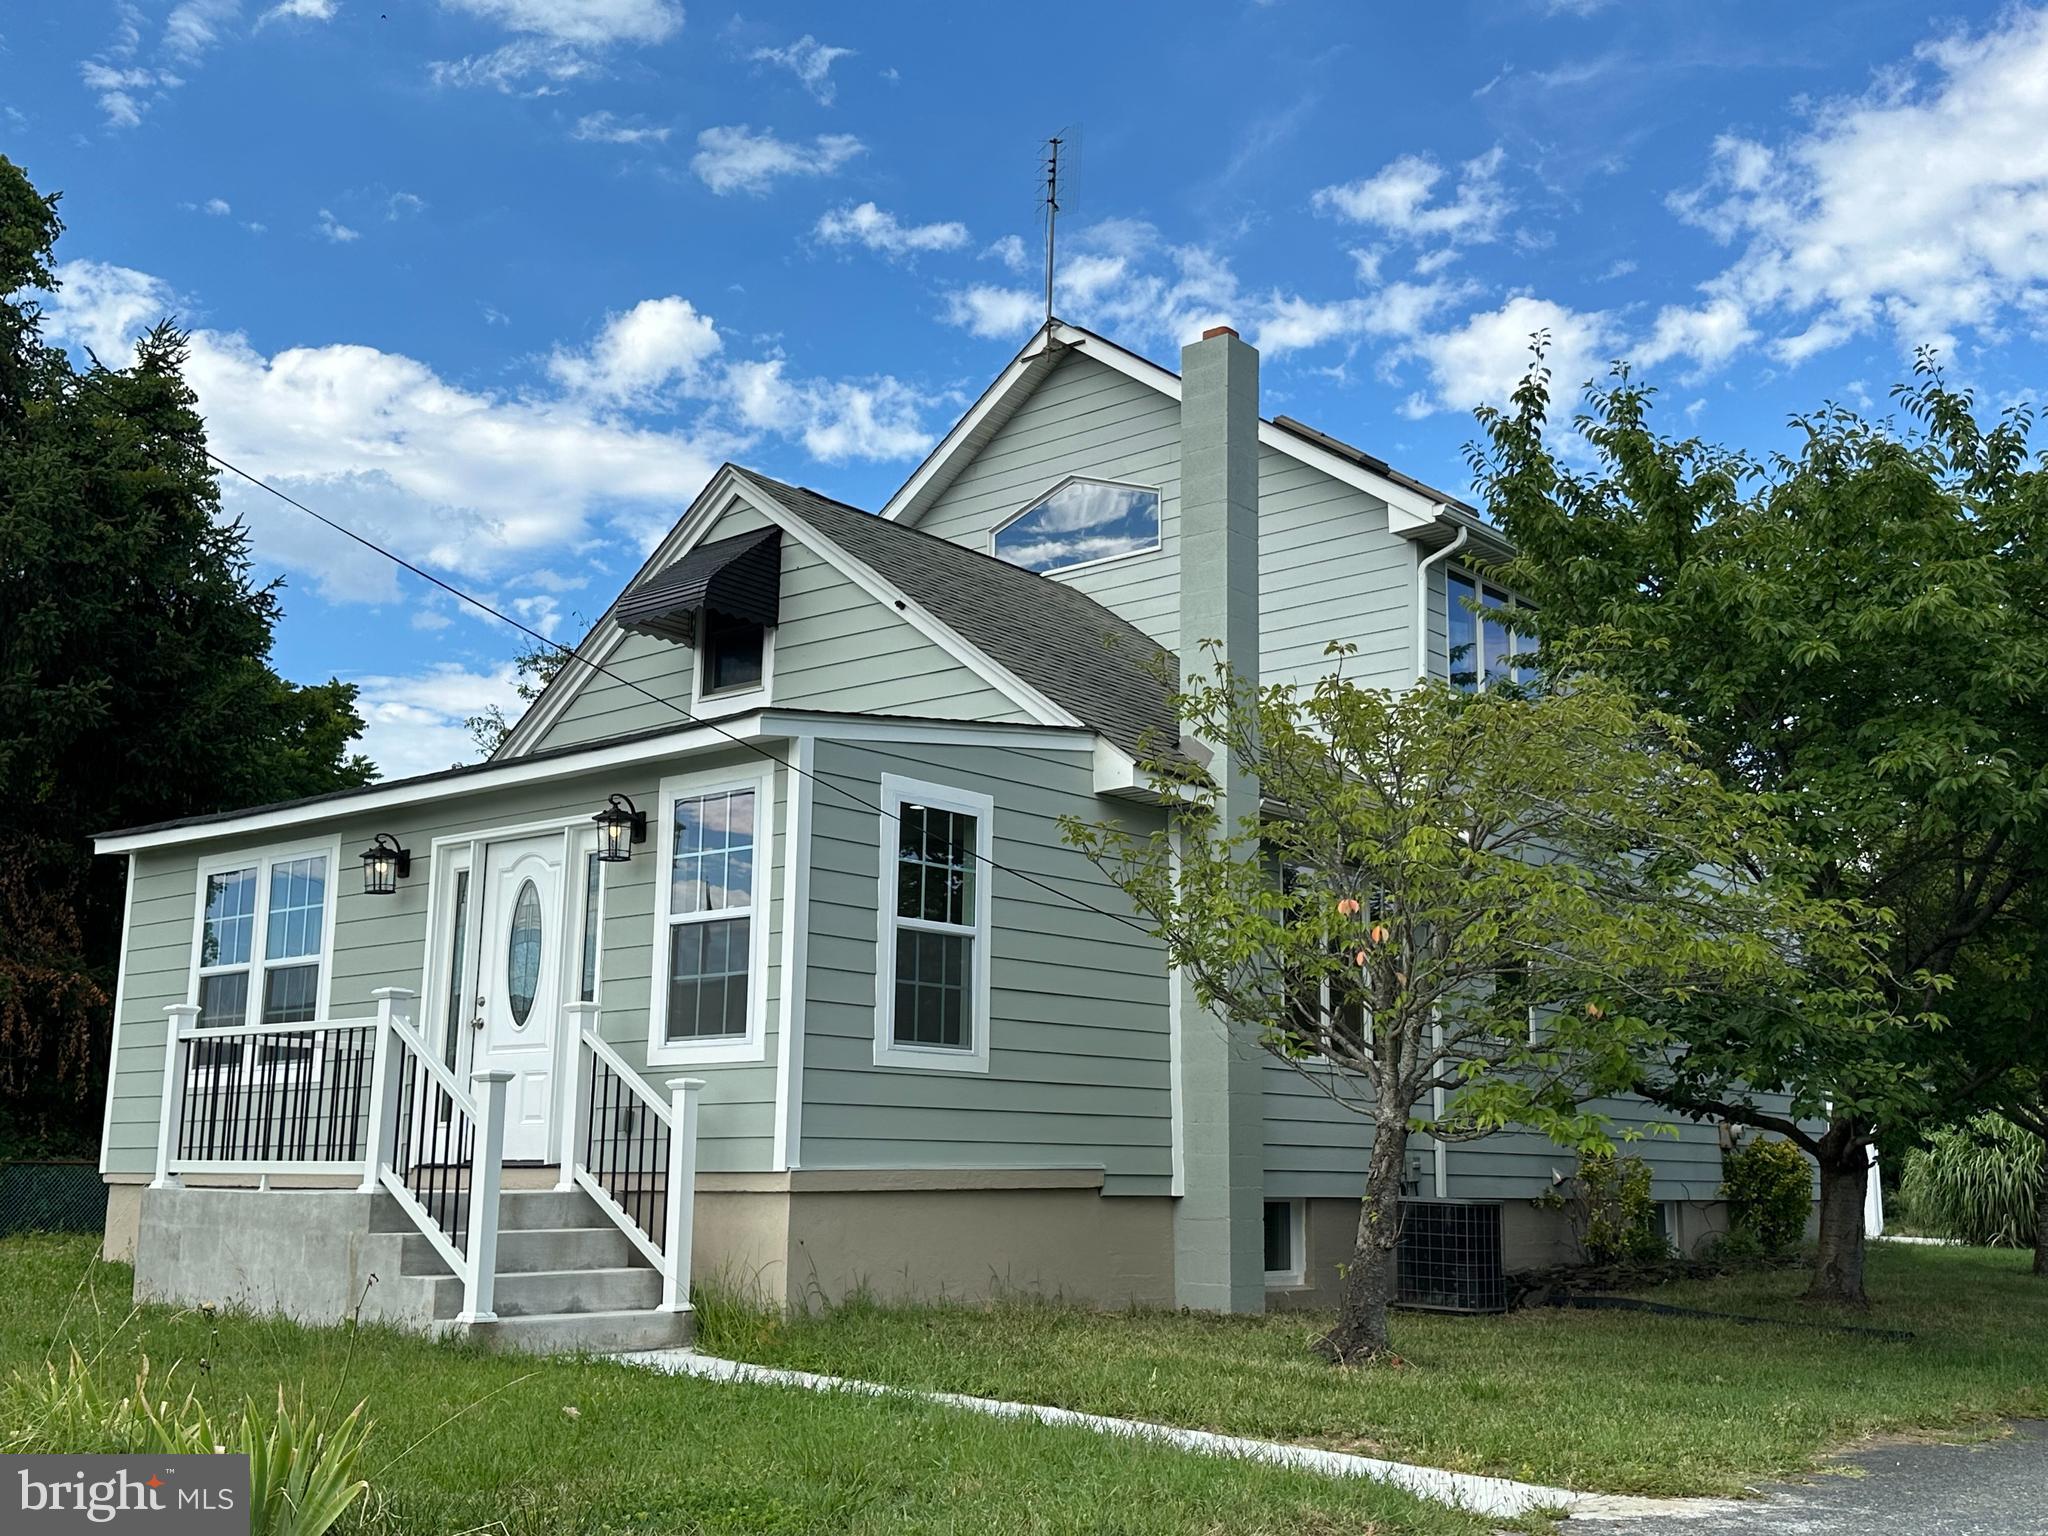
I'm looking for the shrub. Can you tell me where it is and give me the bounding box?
[1575,1148,1668,1265]
[1720,1136,1814,1254]
[1902,1115,2044,1248]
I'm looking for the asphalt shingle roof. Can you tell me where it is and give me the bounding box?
[732,468,1183,761]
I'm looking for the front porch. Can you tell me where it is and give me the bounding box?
[135,988,703,1353]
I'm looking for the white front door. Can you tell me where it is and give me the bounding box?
[471,832,567,1162]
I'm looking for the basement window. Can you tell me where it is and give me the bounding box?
[1264,1199,1305,1286]
[992,477,1161,575]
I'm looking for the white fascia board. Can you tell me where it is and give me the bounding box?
[94,714,778,856]
[915,322,1458,536]
[92,710,1105,858]
[880,327,1060,523]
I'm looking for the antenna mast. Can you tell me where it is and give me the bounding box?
[1042,135,1062,325]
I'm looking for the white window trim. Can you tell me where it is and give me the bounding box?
[1264,1198,1307,1288]
[571,824,606,1008]
[692,611,775,721]
[185,838,343,1028]
[988,475,1163,578]
[874,773,994,1075]
[1445,565,1531,690]
[647,763,776,1067]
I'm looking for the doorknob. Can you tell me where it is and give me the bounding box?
[469,994,486,1031]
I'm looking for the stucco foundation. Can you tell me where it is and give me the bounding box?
[694,1171,1176,1311]
[132,1186,455,1332]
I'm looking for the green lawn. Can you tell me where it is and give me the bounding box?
[694,1242,2048,1498]
[0,1236,1493,1536]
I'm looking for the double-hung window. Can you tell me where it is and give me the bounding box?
[191,847,335,1029]
[875,775,993,1073]
[1446,569,1531,691]
[649,767,772,1064]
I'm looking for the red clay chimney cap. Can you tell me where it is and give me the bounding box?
[1201,325,1240,340]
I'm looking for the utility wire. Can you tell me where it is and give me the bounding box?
[204,448,1161,939]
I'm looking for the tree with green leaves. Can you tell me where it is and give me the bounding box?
[0,156,375,1153]
[466,633,576,757]
[1469,347,2048,1305]
[1063,657,1877,1363]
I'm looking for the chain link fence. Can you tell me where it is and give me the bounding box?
[0,1160,107,1237]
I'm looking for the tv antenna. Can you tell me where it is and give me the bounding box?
[1042,134,1062,325]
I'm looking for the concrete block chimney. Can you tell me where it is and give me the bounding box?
[1172,323,1267,1313]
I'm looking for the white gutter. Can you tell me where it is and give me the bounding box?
[1413,521,1470,682]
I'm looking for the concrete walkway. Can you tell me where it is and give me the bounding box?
[615,1347,1740,1523]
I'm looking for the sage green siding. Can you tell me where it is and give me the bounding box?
[799,737,1176,1193]
[907,353,1186,655]
[531,504,1030,756]
[101,748,790,1178]
[905,353,1420,692]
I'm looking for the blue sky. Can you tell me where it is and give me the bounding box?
[8,0,2047,776]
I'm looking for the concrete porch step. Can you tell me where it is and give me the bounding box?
[371,1185,613,1237]
[493,1266,664,1317]
[470,1307,695,1356]
[401,1223,646,1277]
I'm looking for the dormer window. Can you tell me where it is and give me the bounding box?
[991,477,1161,575]
[702,608,765,694]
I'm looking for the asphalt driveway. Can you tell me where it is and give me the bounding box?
[1570,1421,2048,1535]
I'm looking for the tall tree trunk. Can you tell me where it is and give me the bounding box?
[1319,1118,1410,1364]
[1806,1118,1870,1307]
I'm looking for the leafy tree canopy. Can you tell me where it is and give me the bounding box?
[0,155,375,1150]
[1469,344,2048,1301]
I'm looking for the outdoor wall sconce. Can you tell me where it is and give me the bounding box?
[594,794,648,863]
[359,833,412,896]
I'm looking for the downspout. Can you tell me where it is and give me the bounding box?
[1414,521,1470,682]
[1416,519,1467,1202]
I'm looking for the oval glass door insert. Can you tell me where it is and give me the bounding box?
[506,878,542,1027]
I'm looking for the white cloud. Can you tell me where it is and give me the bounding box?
[1314,147,1512,246]
[547,295,722,403]
[1544,0,1615,14]
[438,0,681,46]
[203,196,232,216]
[1668,7,2048,366]
[316,208,359,243]
[690,126,865,195]
[386,191,426,219]
[1632,297,1756,374]
[573,110,671,144]
[983,234,1031,273]
[428,0,678,90]
[80,62,160,128]
[815,202,969,260]
[352,663,523,778]
[163,0,239,64]
[259,0,338,23]
[750,34,855,104]
[1406,294,1619,417]
[943,284,1042,339]
[1254,281,1468,358]
[42,259,939,610]
[725,360,935,462]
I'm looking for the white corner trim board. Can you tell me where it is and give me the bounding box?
[614,1349,1742,1524]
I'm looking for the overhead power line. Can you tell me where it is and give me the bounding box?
[203,448,1161,940]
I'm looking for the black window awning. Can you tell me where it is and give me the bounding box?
[616,527,781,645]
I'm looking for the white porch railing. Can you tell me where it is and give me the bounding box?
[153,988,512,1324]
[150,991,700,1323]
[558,1002,703,1314]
